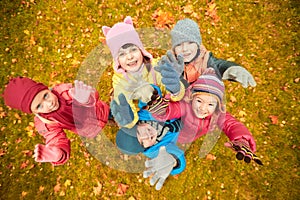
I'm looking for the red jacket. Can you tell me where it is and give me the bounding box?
[152,100,256,152]
[34,83,110,165]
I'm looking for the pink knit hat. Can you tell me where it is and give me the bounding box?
[2,77,48,113]
[102,16,152,73]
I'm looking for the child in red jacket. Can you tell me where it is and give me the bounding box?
[147,70,262,164]
[3,77,110,166]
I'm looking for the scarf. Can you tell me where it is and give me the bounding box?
[184,45,210,84]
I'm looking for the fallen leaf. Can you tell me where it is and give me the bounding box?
[116,183,129,196]
[21,191,28,197]
[14,113,21,120]
[206,153,216,160]
[239,111,247,117]
[54,183,61,193]
[12,58,18,64]
[269,115,278,125]
[64,179,71,187]
[20,160,29,169]
[39,186,45,192]
[183,5,193,14]
[24,30,30,35]
[93,180,102,195]
[151,8,175,28]
[66,53,72,58]
[15,138,22,143]
[38,46,43,53]
[230,95,237,103]
[205,1,220,25]
[0,149,6,156]
[30,35,36,45]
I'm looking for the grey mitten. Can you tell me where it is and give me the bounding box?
[159,50,184,75]
[222,66,256,88]
[155,62,181,94]
[125,74,154,103]
[110,93,134,127]
[143,146,176,190]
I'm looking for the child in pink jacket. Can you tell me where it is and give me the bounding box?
[147,71,262,164]
[3,77,110,166]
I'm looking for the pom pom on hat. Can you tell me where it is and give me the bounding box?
[171,18,202,49]
[102,16,152,72]
[3,77,48,113]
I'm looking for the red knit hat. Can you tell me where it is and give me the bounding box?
[3,77,48,113]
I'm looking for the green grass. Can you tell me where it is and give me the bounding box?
[0,0,299,199]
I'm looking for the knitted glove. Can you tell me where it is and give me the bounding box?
[159,50,184,75]
[143,146,176,190]
[110,93,134,127]
[34,144,64,163]
[71,80,94,104]
[225,138,263,165]
[125,74,154,103]
[222,66,257,88]
[155,62,181,94]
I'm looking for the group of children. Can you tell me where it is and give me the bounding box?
[2,16,262,190]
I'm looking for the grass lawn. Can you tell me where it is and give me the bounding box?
[0,0,299,199]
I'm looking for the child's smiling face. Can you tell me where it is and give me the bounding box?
[118,44,144,72]
[30,89,59,114]
[191,93,218,119]
[137,123,158,148]
[174,42,198,63]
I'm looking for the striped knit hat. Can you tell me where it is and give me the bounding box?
[191,73,225,112]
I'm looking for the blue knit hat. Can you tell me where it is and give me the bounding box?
[171,18,202,49]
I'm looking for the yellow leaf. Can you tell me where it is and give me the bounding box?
[66,53,72,58]
[239,110,247,117]
[39,186,45,192]
[30,35,36,45]
[24,30,30,35]
[64,179,71,187]
[22,191,28,197]
[183,5,193,14]
[230,95,237,102]
[93,180,102,195]
[38,46,43,53]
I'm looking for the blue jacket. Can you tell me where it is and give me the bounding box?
[138,108,186,175]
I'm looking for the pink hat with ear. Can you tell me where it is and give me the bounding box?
[102,16,152,72]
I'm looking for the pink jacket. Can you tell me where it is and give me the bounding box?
[152,100,256,152]
[34,83,110,165]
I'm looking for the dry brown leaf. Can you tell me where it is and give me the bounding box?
[269,115,278,125]
[116,183,129,196]
[230,95,237,103]
[20,160,29,169]
[0,149,6,156]
[30,35,36,45]
[54,183,61,193]
[21,191,28,197]
[183,5,193,14]
[205,0,220,24]
[206,153,216,160]
[151,8,174,29]
[39,186,45,192]
[64,179,71,187]
[93,180,102,196]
